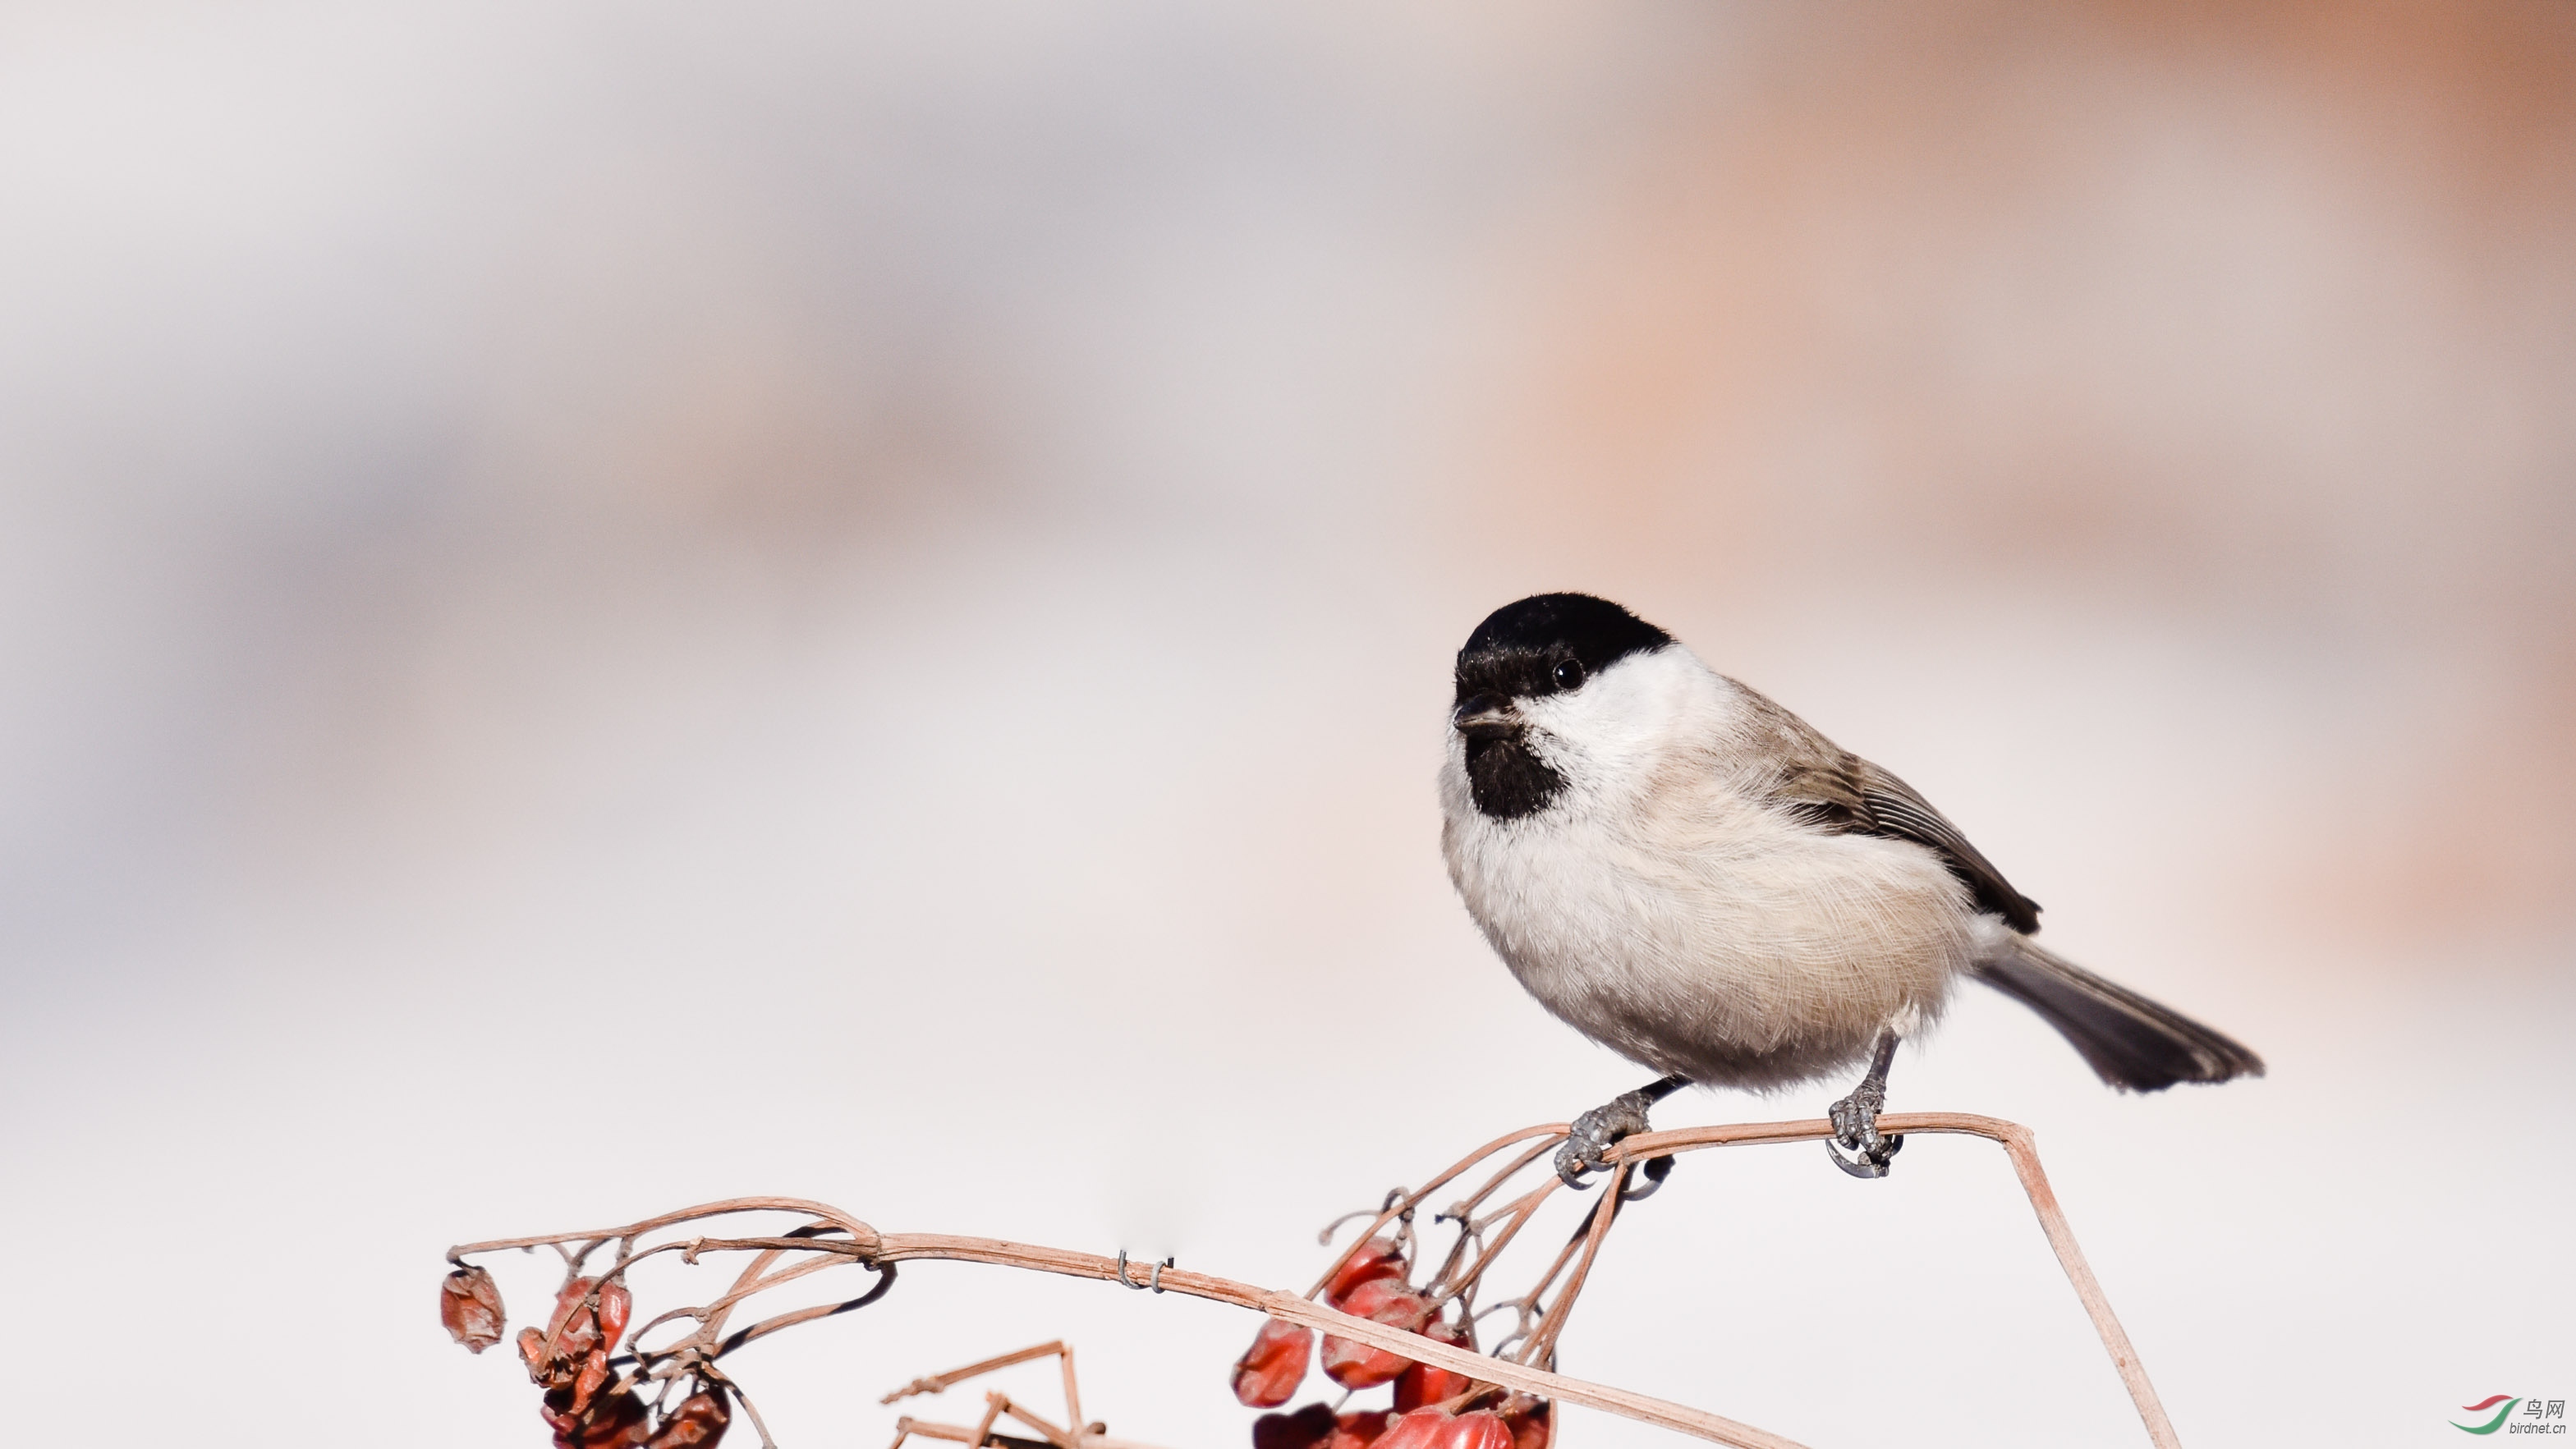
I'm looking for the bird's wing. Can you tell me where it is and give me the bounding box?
[1733,685,2044,933]
[1843,759,2041,932]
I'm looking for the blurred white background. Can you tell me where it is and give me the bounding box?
[2,2,2570,1446]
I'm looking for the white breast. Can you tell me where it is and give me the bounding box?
[1438,647,1980,1091]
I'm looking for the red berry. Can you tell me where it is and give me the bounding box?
[1251,1404,1338,1449]
[1340,1277,1420,1320]
[1320,1280,1430,1389]
[523,1277,627,1376]
[1372,1408,1453,1449]
[439,1266,507,1354]
[594,1280,632,1352]
[1232,1318,1315,1407]
[1498,1396,1552,1449]
[648,1385,732,1448]
[1439,1412,1513,1449]
[545,1280,606,1359]
[1326,1410,1393,1449]
[542,1385,650,1449]
[1392,1319,1474,1411]
[569,1349,614,1419]
[518,1327,560,1385]
[1324,1238,1408,1305]
[516,1275,635,1426]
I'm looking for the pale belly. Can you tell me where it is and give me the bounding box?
[1444,797,1980,1091]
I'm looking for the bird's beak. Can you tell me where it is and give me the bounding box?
[1452,694,1518,741]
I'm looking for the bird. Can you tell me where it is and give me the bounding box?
[1437,592,2263,1184]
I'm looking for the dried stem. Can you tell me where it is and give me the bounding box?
[1058,1344,1085,1438]
[1426,1177,1560,1317]
[967,1396,1006,1449]
[1517,1159,1628,1368]
[1304,1126,1567,1299]
[447,1113,2180,1449]
[1451,1137,1565,1222]
[860,1233,1808,1449]
[449,1196,877,1260]
[1594,1113,2180,1449]
[992,1392,1084,1449]
[884,1342,1070,1406]
[898,1420,1162,1449]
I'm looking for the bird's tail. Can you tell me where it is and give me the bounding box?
[1972,939,2265,1092]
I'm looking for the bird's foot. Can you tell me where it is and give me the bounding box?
[1824,1082,1903,1179]
[1556,1089,1661,1189]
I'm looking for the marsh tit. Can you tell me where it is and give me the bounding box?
[1439,594,2262,1182]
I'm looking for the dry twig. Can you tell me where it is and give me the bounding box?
[876,1341,1167,1449]
[440,1112,2183,1449]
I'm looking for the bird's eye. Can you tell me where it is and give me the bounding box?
[1552,659,1585,690]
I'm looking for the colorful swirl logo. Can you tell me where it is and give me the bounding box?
[2455,1396,2523,1435]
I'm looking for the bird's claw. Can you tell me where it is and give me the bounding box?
[1617,1153,1676,1201]
[1556,1089,1659,1189]
[1824,1084,1903,1179]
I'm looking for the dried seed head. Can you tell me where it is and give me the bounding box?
[440,1266,507,1354]
[646,1383,732,1448]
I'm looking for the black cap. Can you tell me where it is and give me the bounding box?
[1455,594,1672,703]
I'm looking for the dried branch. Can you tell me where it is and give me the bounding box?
[442,1112,2182,1449]
[1595,1113,2180,1449]
[884,1342,1072,1406]
[877,1340,1164,1449]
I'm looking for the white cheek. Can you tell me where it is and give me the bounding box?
[1513,647,1730,805]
